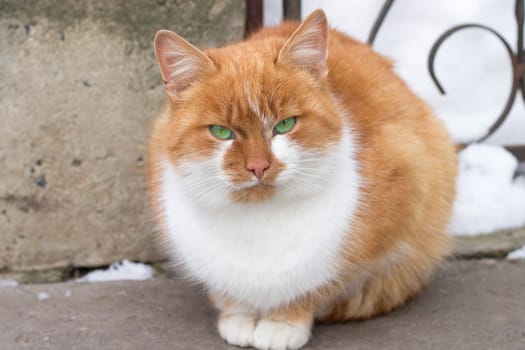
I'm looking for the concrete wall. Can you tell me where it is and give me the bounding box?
[0,0,245,272]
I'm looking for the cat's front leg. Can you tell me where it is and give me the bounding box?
[252,304,314,350]
[213,295,257,348]
[213,293,313,350]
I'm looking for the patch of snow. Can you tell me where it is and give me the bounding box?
[64,289,72,298]
[0,279,18,287]
[76,260,155,283]
[37,292,50,301]
[507,245,525,259]
[448,144,525,235]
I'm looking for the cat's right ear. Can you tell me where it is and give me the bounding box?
[277,9,328,79]
[154,30,214,99]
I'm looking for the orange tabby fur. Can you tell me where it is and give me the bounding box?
[148,10,457,349]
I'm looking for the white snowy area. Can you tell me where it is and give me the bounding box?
[449,144,525,235]
[37,292,50,301]
[0,279,18,287]
[76,260,155,283]
[507,245,525,259]
[264,0,525,235]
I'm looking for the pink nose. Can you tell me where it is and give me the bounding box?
[246,159,270,179]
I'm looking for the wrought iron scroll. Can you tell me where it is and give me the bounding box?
[245,0,301,37]
[368,0,525,161]
[428,0,525,144]
[367,0,395,45]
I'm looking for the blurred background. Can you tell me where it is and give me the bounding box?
[1,0,524,281]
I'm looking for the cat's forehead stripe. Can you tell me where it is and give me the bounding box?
[243,82,260,117]
[243,81,272,128]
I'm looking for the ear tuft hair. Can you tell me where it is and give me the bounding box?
[154,30,214,98]
[278,9,328,78]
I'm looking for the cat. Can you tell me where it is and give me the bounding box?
[148,9,457,350]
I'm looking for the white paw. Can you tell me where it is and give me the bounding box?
[218,313,256,348]
[252,319,310,350]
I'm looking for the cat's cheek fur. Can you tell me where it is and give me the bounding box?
[271,135,300,167]
[271,135,301,186]
[271,132,349,198]
[173,140,234,208]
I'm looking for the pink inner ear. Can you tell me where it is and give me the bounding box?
[154,30,213,97]
[278,10,328,76]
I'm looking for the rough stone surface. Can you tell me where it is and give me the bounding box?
[0,260,524,350]
[0,0,245,271]
[452,226,525,258]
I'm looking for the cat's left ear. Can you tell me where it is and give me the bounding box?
[277,9,328,78]
[154,30,215,99]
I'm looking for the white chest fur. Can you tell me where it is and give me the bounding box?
[159,131,360,312]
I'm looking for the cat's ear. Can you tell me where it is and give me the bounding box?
[154,30,214,98]
[277,9,328,78]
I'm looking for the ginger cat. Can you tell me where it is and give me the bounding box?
[148,10,457,350]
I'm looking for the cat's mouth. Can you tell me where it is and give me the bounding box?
[232,178,275,190]
[230,181,276,202]
[250,180,274,188]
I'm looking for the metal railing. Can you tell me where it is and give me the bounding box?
[245,0,301,36]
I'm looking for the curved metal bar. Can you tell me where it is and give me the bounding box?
[367,0,524,149]
[516,0,524,62]
[521,73,525,102]
[428,23,518,143]
[515,0,525,104]
[428,23,515,95]
[367,0,395,45]
[477,78,518,143]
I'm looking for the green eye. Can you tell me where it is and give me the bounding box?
[273,117,296,135]
[209,125,234,140]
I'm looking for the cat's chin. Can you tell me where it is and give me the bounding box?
[230,183,276,202]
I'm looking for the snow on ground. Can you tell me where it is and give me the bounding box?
[507,245,525,259]
[76,260,155,283]
[0,279,18,287]
[37,292,50,301]
[449,144,525,235]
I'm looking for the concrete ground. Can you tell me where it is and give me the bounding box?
[1,260,524,350]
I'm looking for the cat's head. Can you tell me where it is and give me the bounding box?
[154,10,347,206]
